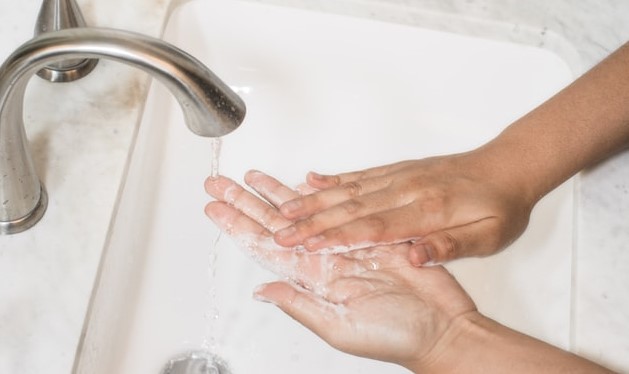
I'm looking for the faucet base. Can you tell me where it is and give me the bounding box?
[37,58,99,83]
[0,185,48,235]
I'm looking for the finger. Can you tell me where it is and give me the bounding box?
[283,254,344,294]
[408,242,433,266]
[205,201,296,269]
[205,201,271,238]
[342,243,411,267]
[244,170,299,207]
[253,282,343,342]
[276,189,407,247]
[333,244,416,290]
[305,162,408,190]
[295,183,318,195]
[279,176,391,222]
[204,206,344,289]
[287,253,370,296]
[205,175,243,205]
[206,202,307,276]
[278,206,427,251]
[409,218,505,265]
[206,175,292,233]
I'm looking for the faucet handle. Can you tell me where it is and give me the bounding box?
[34,0,98,82]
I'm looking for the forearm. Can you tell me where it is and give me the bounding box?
[410,312,613,374]
[472,42,629,204]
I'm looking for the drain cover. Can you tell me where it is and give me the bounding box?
[162,351,230,374]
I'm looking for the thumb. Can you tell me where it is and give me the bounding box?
[409,218,504,266]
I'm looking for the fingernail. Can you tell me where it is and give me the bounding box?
[275,226,297,240]
[253,293,275,305]
[245,169,263,181]
[421,245,442,266]
[253,293,272,303]
[425,244,437,263]
[309,171,325,180]
[253,285,275,304]
[204,176,223,193]
[410,243,439,267]
[281,200,302,214]
[304,235,325,249]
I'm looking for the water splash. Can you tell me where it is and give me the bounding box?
[209,137,222,179]
[203,137,223,354]
[202,231,222,353]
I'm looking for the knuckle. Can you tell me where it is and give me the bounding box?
[434,232,459,260]
[356,170,370,180]
[289,196,319,215]
[324,225,356,247]
[341,181,364,197]
[224,184,246,205]
[322,226,346,245]
[304,194,327,210]
[331,175,343,186]
[362,215,388,239]
[258,205,277,225]
[340,199,364,216]
[295,216,320,234]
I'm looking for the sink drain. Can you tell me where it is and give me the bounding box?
[162,351,230,374]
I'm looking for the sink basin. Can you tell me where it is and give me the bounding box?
[73,0,574,373]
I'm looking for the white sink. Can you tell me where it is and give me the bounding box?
[74,0,574,373]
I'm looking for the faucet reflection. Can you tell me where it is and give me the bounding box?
[0,28,246,235]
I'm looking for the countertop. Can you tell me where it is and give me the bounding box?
[0,0,627,373]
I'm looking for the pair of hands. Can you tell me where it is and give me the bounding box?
[203,156,615,373]
[203,159,613,374]
[204,167,481,371]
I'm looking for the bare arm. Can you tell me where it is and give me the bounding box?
[475,41,629,203]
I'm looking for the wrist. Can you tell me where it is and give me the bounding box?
[405,310,613,374]
[403,311,488,373]
[463,144,546,208]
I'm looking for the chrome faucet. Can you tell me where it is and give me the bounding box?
[0,28,246,235]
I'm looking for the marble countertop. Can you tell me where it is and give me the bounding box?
[0,0,171,372]
[0,0,627,373]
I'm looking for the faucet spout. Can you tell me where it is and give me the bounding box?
[0,28,246,235]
